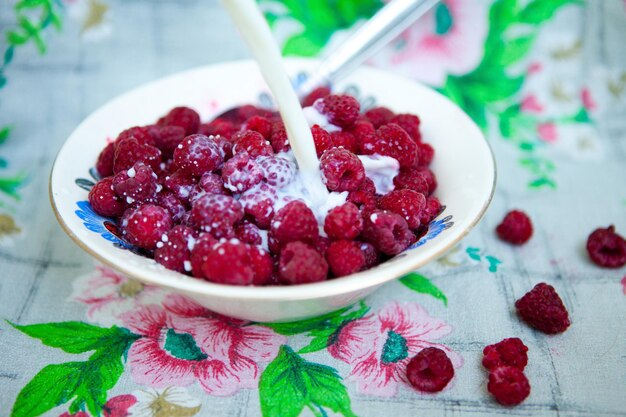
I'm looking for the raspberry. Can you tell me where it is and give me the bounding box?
[359,242,380,268]
[358,177,377,195]
[314,94,360,128]
[258,155,296,187]
[113,137,162,174]
[199,119,238,140]
[242,115,273,139]
[112,163,159,205]
[392,169,430,195]
[189,233,217,278]
[347,118,376,150]
[269,119,290,153]
[219,104,272,125]
[487,366,530,406]
[163,170,196,203]
[324,203,363,240]
[190,194,243,238]
[279,241,328,284]
[482,338,528,371]
[326,240,365,277]
[154,225,194,273]
[115,126,155,147]
[406,347,454,393]
[390,113,421,142]
[347,190,377,213]
[156,191,186,223]
[312,124,332,158]
[302,86,330,107]
[361,123,418,169]
[95,142,115,177]
[189,172,229,204]
[329,130,358,153]
[270,201,318,248]
[362,210,415,255]
[239,183,278,229]
[416,142,434,166]
[320,148,365,192]
[212,134,233,160]
[496,210,533,245]
[232,130,274,158]
[202,241,272,286]
[159,107,200,135]
[120,204,173,250]
[173,134,223,177]
[586,225,626,268]
[235,220,262,245]
[419,196,443,226]
[221,152,264,192]
[88,177,125,218]
[312,235,330,256]
[378,189,426,230]
[151,125,186,158]
[515,283,570,334]
[364,107,395,129]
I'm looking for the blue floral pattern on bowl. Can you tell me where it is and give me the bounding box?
[74,200,132,250]
[410,212,454,250]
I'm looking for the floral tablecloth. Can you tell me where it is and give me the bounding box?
[1,1,625,416]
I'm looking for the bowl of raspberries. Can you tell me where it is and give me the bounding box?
[50,59,496,322]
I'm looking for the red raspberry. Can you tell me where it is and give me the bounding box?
[364,107,395,129]
[188,172,229,205]
[113,137,162,174]
[212,134,233,160]
[406,347,454,393]
[189,233,218,278]
[242,115,272,139]
[419,196,443,226]
[112,163,159,205]
[515,283,570,334]
[221,151,264,193]
[270,201,318,248]
[586,225,626,268]
[347,190,377,213]
[154,225,194,273]
[347,118,376,150]
[115,126,155,147]
[221,104,272,124]
[378,189,426,230]
[326,240,365,277]
[312,124,332,158]
[95,142,115,177]
[362,210,415,255]
[390,113,421,142]
[232,130,274,158]
[239,183,278,229]
[279,241,329,284]
[417,142,434,166]
[159,107,200,135]
[190,194,243,238]
[482,338,528,371]
[359,242,380,268]
[302,86,330,107]
[120,204,173,250]
[361,123,418,169]
[151,125,186,159]
[202,241,272,286]
[496,210,533,245]
[258,155,296,187]
[329,130,358,153]
[269,119,290,153]
[320,148,365,192]
[234,220,262,245]
[156,191,186,223]
[487,366,530,406]
[358,177,377,195]
[314,94,360,128]
[173,134,223,177]
[88,177,125,218]
[163,170,196,204]
[324,203,363,240]
[312,235,330,256]
[199,119,238,140]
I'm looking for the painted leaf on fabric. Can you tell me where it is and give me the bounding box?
[0,126,11,145]
[399,273,448,306]
[259,346,357,417]
[517,0,579,24]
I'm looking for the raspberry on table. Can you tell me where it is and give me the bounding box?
[112,162,159,205]
[364,107,395,129]
[202,241,272,286]
[378,189,426,230]
[406,347,455,393]
[320,148,366,192]
[515,283,570,334]
[314,94,360,128]
[154,225,195,273]
[232,130,274,158]
[270,201,319,248]
[95,142,116,178]
[586,225,626,268]
[258,155,296,187]
[279,241,329,284]
[390,113,421,142]
[173,134,223,177]
[163,170,196,204]
[88,177,126,218]
[159,106,200,135]
[113,137,162,174]
[496,210,533,245]
[239,182,278,229]
[190,194,243,238]
[156,191,186,223]
[151,125,186,159]
[221,151,264,193]
[482,338,528,371]
[302,86,330,107]
[189,233,217,278]
[120,204,173,250]
[242,115,273,139]
[312,124,332,157]
[487,366,530,406]
[324,202,363,240]
[361,123,418,169]
[326,240,365,277]
[362,210,415,255]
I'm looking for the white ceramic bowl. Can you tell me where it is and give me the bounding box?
[50,58,496,322]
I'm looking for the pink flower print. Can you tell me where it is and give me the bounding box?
[72,265,165,326]
[329,302,462,397]
[528,61,543,75]
[537,122,558,143]
[621,276,626,295]
[371,0,488,86]
[521,95,544,113]
[581,87,597,111]
[121,295,285,396]
[59,394,136,417]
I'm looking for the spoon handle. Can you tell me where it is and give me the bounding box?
[297,0,440,98]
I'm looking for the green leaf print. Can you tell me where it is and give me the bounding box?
[517,0,580,24]
[399,272,448,306]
